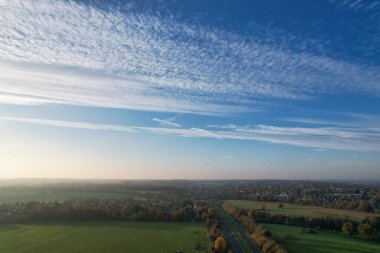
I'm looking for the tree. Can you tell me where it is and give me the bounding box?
[341,221,354,235]
[255,236,270,248]
[248,209,256,218]
[214,236,227,253]
[207,207,216,219]
[254,226,272,238]
[262,239,276,253]
[358,223,377,241]
[366,205,374,213]
[358,200,367,210]
[369,217,380,232]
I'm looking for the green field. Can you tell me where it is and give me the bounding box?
[0,221,209,253]
[225,200,379,221]
[260,223,380,253]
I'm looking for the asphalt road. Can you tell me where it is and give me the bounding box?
[212,202,261,253]
[218,220,245,253]
[223,209,262,253]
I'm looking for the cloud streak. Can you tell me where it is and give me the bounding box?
[152,117,181,128]
[330,0,380,11]
[1,116,379,152]
[0,116,137,133]
[0,0,379,115]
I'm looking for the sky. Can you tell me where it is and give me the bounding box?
[0,0,379,180]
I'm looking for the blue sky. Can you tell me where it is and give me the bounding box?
[0,0,379,179]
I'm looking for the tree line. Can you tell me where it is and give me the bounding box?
[222,202,380,242]
[0,196,232,253]
[222,203,287,253]
[207,218,232,253]
[0,198,212,223]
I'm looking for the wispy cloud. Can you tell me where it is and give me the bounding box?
[152,115,181,128]
[0,0,379,115]
[206,124,238,129]
[284,113,380,128]
[330,0,380,11]
[1,116,380,152]
[0,116,136,133]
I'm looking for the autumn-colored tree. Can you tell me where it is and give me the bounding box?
[341,221,354,235]
[358,223,377,241]
[262,239,276,253]
[208,223,218,241]
[255,226,272,238]
[222,203,238,217]
[207,207,216,218]
[255,236,270,248]
[240,216,256,234]
[248,209,256,218]
[358,200,367,210]
[214,236,227,253]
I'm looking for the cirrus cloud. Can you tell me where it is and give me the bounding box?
[0,0,379,115]
[1,116,379,152]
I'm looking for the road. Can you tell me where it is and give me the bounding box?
[218,220,245,253]
[212,201,261,253]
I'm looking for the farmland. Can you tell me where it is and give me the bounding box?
[1,181,379,253]
[0,221,209,253]
[260,223,380,253]
[225,200,379,221]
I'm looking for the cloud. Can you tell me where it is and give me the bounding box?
[152,117,181,128]
[0,91,66,106]
[0,116,137,133]
[195,122,380,151]
[1,116,380,152]
[284,114,380,128]
[0,62,237,115]
[217,125,380,151]
[206,124,238,129]
[330,0,380,11]
[0,0,379,115]
[189,128,222,139]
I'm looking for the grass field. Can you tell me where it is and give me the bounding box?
[0,221,209,253]
[225,200,379,221]
[260,223,380,253]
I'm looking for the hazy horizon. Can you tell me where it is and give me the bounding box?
[1,0,379,180]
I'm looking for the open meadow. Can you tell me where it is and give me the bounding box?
[225,200,379,221]
[0,221,209,253]
[260,223,380,253]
